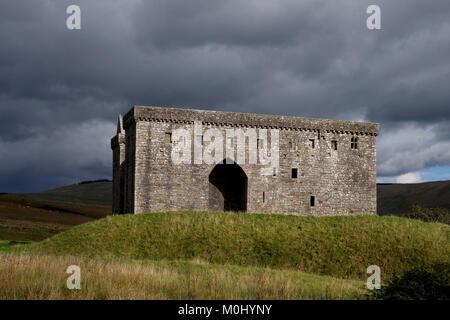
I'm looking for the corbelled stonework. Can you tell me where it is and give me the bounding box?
[111,106,379,215]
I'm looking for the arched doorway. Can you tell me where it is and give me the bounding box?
[208,159,248,212]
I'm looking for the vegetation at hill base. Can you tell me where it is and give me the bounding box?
[401,205,450,225]
[369,262,450,300]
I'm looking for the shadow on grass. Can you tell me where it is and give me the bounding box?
[0,240,32,252]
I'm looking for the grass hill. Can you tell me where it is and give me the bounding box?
[18,180,112,206]
[29,211,449,281]
[0,195,110,241]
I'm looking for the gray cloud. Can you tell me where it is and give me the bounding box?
[378,121,450,176]
[0,0,450,192]
[0,119,114,192]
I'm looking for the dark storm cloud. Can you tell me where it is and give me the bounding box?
[1,0,450,192]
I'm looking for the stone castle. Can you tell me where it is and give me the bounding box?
[111,106,379,215]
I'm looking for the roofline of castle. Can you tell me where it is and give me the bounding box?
[121,105,379,136]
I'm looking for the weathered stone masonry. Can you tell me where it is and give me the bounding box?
[111,106,379,215]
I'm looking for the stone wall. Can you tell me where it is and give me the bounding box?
[112,106,378,216]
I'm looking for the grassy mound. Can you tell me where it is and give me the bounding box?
[31,211,450,280]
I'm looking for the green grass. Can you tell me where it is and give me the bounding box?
[0,224,63,242]
[30,211,450,281]
[0,240,31,253]
[0,240,30,248]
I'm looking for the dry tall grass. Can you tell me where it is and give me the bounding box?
[0,253,364,300]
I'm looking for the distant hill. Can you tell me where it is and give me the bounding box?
[11,179,450,215]
[18,180,112,206]
[377,180,450,215]
[0,195,110,241]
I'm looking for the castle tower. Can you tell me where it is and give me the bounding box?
[111,115,126,214]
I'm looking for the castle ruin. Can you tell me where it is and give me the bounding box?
[111,106,379,215]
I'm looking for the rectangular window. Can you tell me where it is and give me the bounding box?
[331,140,337,150]
[196,135,203,145]
[351,137,358,149]
[257,138,264,149]
[310,196,315,207]
[292,168,298,179]
[165,132,172,143]
[262,192,265,203]
[309,139,315,149]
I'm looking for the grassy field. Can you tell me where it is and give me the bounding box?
[0,195,110,241]
[0,252,365,299]
[28,211,450,281]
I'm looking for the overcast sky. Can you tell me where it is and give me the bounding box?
[1,0,450,192]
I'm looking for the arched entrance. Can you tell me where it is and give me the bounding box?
[208,159,248,212]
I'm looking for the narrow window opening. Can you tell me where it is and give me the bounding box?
[291,168,298,179]
[262,192,265,203]
[273,167,277,176]
[310,196,315,207]
[331,140,337,150]
[309,139,315,149]
[351,137,358,149]
[257,138,264,149]
[165,132,172,143]
[288,141,293,150]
